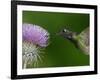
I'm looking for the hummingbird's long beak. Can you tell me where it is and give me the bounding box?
[56,33,59,35]
[56,31,61,36]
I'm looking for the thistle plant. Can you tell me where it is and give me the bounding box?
[22,23,50,68]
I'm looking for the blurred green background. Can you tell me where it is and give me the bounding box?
[22,11,89,68]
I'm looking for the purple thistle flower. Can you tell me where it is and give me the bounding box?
[22,23,50,68]
[22,23,50,47]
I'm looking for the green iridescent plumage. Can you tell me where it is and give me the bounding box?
[74,27,89,55]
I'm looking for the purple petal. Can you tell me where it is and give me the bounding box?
[22,23,50,47]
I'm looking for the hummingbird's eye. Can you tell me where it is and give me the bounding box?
[63,29,67,32]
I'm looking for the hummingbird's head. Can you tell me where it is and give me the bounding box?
[58,28,75,40]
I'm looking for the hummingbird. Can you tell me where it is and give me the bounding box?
[58,27,89,55]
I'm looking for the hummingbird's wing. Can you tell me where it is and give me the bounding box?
[79,27,89,46]
[77,27,89,55]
